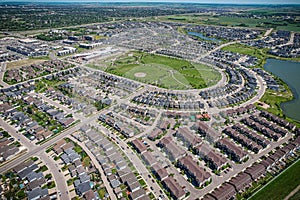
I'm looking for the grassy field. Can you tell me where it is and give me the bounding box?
[250,159,300,200]
[257,87,300,128]
[259,89,293,117]
[92,52,221,90]
[6,58,48,69]
[222,43,267,57]
[158,12,300,32]
[221,43,300,66]
[221,43,268,67]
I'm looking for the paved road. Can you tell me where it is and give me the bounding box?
[0,63,9,87]
[95,124,163,199]
[264,28,273,37]
[38,151,70,200]
[31,92,84,120]
[284,183,300,200]
[0,112,99,174]
[0,117,32,150]
[67,135,117,199]
[194,41,239,62]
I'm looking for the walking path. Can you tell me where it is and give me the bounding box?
[284,184,300,200]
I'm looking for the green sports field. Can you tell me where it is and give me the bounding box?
[94,52,221,90]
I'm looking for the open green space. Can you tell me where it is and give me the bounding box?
[222,43,268,67]
[250,159,300,200]
[221,43,300,64]
[158,11,300,32]
[91,52,221,90]
[222,43,267,59]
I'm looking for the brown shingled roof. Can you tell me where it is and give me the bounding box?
[163,177,185,199]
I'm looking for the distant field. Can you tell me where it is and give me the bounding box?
[159,13,300,33]
[6,58,48,69]
[250,159,300,200]
[91,52,221,90]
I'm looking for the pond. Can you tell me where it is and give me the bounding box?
[188,32,221,42]
[264,59,300,121]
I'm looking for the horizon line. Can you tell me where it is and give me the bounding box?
[1,1,300,5]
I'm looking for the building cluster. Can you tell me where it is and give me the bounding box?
[207,50,258,67]
[242,30,299,58]
[5,38,50,57]
[115,103,158,126]
[147,119,173,141]
[186,25,262,41]
[0,82,74,142]
[4,60,74,84]
[103,21,217,60]
[57,46,77,56]
[53,139,102,200]
[245,30,290,48]
[0,50,22,63]
[199,62,257,108]
[74,125,150,200]
[268,33,300,58]
[176,155,211,188]
[133,90,205,110]
[157,134,215,188]
[76,69,140,98]
[204,135,300,200]
[2,159,57,200]
[252,68,281,91]
[45,87,97,116]
[0,129,21,163]
[99,111,140,138]
[131,138,186,200]
[175,127,228,172]
[242,114,286,142]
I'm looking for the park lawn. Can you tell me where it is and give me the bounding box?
[222,43,267,58]
[194,63,222,87]
[107,63,138,76]
[258,89,293,117]
[141,53,190,70]
[160,74,190,90]
[105,52,221,89]
[250,159,300,200]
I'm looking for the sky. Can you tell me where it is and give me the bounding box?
[2,0,300,4]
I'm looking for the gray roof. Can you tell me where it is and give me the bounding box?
[76,182,91,195]
[27,172,44,182]
[27,188,48,200]
[79,173,90,183]
[110,179,121,189]
[74,179,81,187]
[18,164,38,179]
